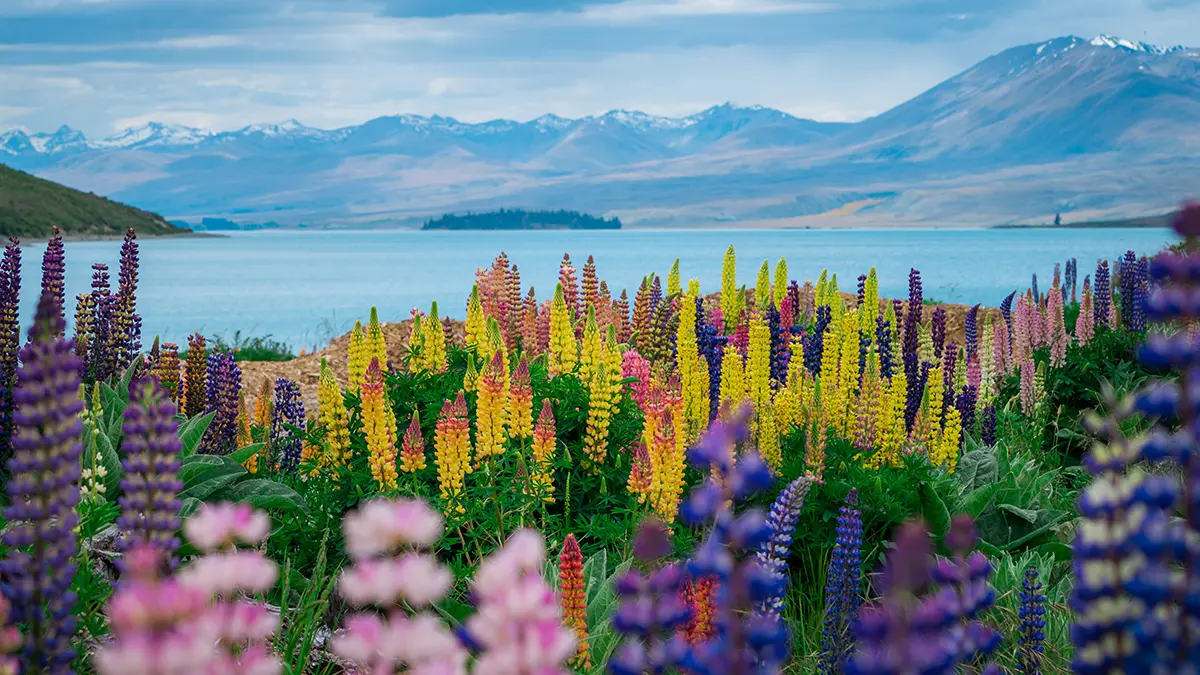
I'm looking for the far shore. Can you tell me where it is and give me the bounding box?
[60,231,227,242]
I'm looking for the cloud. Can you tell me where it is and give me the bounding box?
[0,0,1197,137]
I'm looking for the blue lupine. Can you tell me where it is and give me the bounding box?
[754,476,815,617]
[118,379,184,569]
[271,377,305,473]
[999,291,1016,338]
[806,305,832,375]
[930,307,946,361]
[875,317,894,379]
[965,304,980,360]
[199,350,241,456]
[1031,272,1039,306]
[1094,260,1111,329]
[1017,566,1046,675]
[981,404,996,447]
[609,519,692,675]
[933,516,1002,668]
[697,304,725,422]
[956,385,977,437]
[766,302,788,388]
[817,489,863,675]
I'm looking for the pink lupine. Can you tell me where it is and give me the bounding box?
[708,307,725,336]
[1076,279,1095,345]
[1030,292,1046,349]
[1019,360,1036,415]
[1046,286,1067,367]
[1011,295,1033,367]
[966,355,981,391]
[182,502,270,551]
[622,350,653,411]
[461,529,577,675]
[333,498,466,675]
[992,316,1011,377]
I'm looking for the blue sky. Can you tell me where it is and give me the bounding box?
[1,0,1197,137]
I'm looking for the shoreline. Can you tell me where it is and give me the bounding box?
[59,231,228,242]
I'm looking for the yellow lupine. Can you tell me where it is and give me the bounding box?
[362,358,399,491]
[435,392,473,512]
[318,357,352,473]
[465,285,488,352]
[773,385,799,432]
[485,318,511,414]
[884,301,899,343]
[667,259,681,296]
[530,399,557,502]
[720,245,740,332]
[815,269,829,308]
[773,258,788,311]
[583,360,616,467]
[787,337,805,390]
[719,347,747,413]
[408,312,427,373]
[475,351,509,462]
[936,405,963,472]
[836,309,860,436]
[860,267,879,335]
[548,284,578,376]
[366,306,388,371]
[579,307,603,385]
[236,392,256,473]
[648,407,685,524]
[926,365,945,432]
[827,274,843,322]
[755,260,771,310]
[347,321,368,395]
[510,357,534,440]
[676,293,706,442]
[909,389,936,451]
[918,322,933,365]
[423,302,448,373]
[818,320,842,431]
[400,411,427,473]
[758,405,782,471]
[746,313,772,415]
[463,354,480,394]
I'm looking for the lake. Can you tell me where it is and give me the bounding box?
[14,228,1175,352]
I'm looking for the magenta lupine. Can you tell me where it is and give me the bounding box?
[622,349,653,412]
[1,294,82,674]
[332,499,466,674]
[0,239,20,484]
[40,226,65,327]
[118,379,184,568]
[199,350,241,455]
[1046,286,1067,366]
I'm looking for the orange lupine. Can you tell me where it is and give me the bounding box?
[530,399,556,502]
[558,534,591,670]
[400,410,427,473]
[434,392,473,512]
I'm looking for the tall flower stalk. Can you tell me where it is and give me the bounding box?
[817,489,863,675]
[118,379,184,568]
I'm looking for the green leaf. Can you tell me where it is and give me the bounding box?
[118,355,143,400]
[1003,510,1069,552]
[92,429,123,495]
[179,497,201,519]
[180,463,247,501]
[177,412,215,458]
[1029,542,1074,563]
[956,447,998,491]
[208,479,309,515]
[178,454,228,483]
[919,482,950,538]
[959,483,999,518]
[228,443,264,466]
[998,504,1040,524]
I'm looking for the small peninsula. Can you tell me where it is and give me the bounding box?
[421,208,621,231]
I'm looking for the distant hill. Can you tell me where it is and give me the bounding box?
[0,163,188,238]
[3,34,1198,227]
[422,208,620,230]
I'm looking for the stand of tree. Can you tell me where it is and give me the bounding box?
[422,208,621,231]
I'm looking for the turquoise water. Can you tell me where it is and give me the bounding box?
[15,228,1175,352]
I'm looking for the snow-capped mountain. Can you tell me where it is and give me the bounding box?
[2,35,1198,227]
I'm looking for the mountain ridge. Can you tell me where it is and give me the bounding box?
[2,34,1198,228]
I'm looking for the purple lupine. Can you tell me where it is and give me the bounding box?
[271,377,305,473]
[981,404,996,447]
[1031,273,1040,306]
[1017,566,1046,675]
[902,269,922,361]
[1129,255,1147,333]
[1,294,83,674]
[766,303,788,388]
[609,519,691,675]
[1094,260,1111,329]
[87,263,117,382]
[199,350,242,455]
[787,280,801,326]
[858,329,871,387]
[805,305,832,374]
[845,521,954,675]
[933,516,1002,668]
[679,409,789,673]
[965,305,980,360]
[956,386,977,438]
[817,489,864,675]
[0,239,20,485]
[930,307,946,361]
[1119,251,1139,331]
[697,310,725,422]
[856,274,867,307]
[113,228,142,369]
[875,317,894,379]
[40,226,65,327]
[904,359,928,431]
[754,476,815,617]
[1067,258,1078,304]
[941,343,958,418]
[999,291,1016,337]
[118,379,184,569]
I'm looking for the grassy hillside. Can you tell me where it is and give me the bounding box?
[0,163,189,238]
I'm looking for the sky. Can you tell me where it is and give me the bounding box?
[1,0,1198,137]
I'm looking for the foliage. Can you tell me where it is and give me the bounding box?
[212,331,297,362]
[422,208,621,231]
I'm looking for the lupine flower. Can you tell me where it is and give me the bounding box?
[614,288,632,343]
[933,516,1002,668]
[755,259,771,309]
[609,519,691,675]
[980,404,996,446]
[154,342,181,401]
[465,285,488,354]
[683,576,718,644]
[182,332,207,418]
[507,264,524,352]
[119,379,184,567]
[1045,285,1067,366]
[773,258,789,310]
[113,228,142,369]
[1076,278,1095,345]
[199,349,241,455]
[965,304,979,360]
[72,291,95,380]
[647,406,686,524]
[521,287,542,354]
[993,314,1011,377]
[806,415,828,479]
[721,244,740,331]
[677,294,709,441]
[1119,251,1139,330]
[622,349,653,411]
[678,410,790,673]
[1017,566,1046,675]
[510,356,534,439]
[38,226,65,324]
[558,534,592,670]
[400,410,427,473]
[755,476,815,617]
[359,361,398,490]
[317,357,352,472]
[1094,259,1111,329]
[0,241,19,482]
[87,262,118,381]
[253,377,274,432]
[627,441,654,502]
[818,489,863,675]
[955,385,977,435]
[435,392,473,512]
[269,377,305,475]
[697,308,725,422]
[548,284,578,376]
[476,351,509,462]
[718,343,748,413]
[560,253,580,320]
[1032,272,1040,305]
[747,313,772,415]
[1,294,81,674]
[580,307,604,385]
[902,269,923,361]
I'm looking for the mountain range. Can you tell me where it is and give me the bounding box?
[2,34,1199,228]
